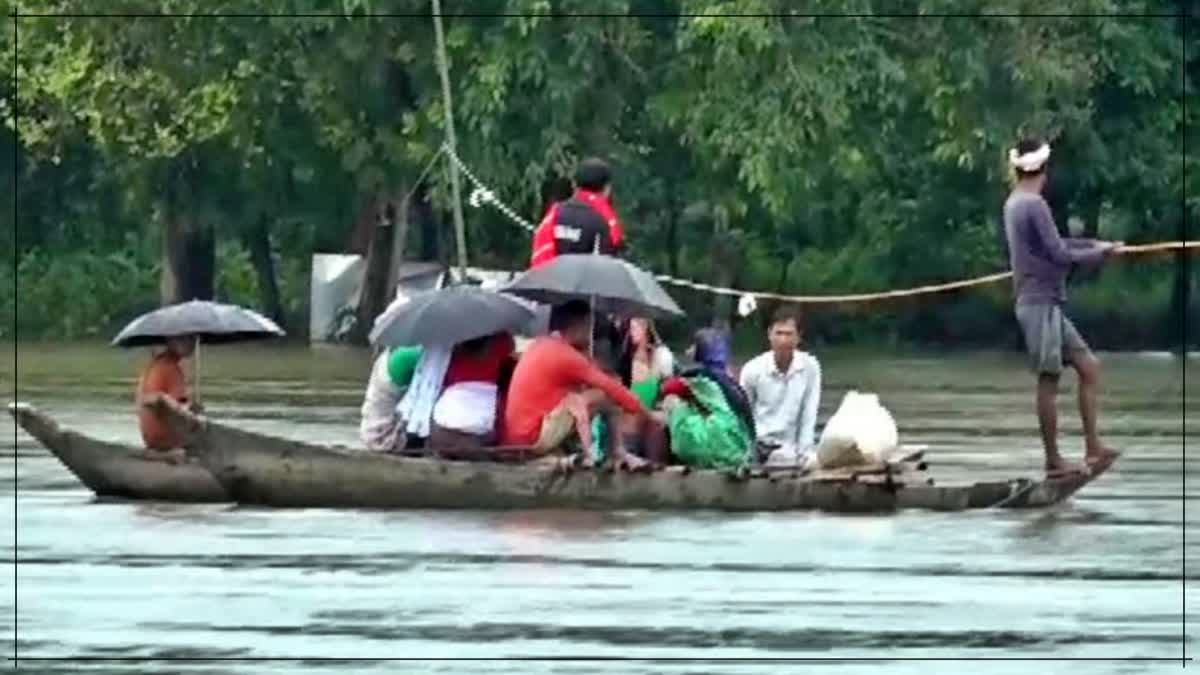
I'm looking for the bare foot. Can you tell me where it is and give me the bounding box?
[1084,447,1120,467]
[143,448,187,465]
[1045,456,1086,479]
[615,452,651,473]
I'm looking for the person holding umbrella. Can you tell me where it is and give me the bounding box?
[135,335,199,464]
[114,300,286,464]
[502,301,664,470]
[368,285,535,450]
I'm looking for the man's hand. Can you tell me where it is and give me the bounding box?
[189,400,206,415]
[1102,240,1125,257]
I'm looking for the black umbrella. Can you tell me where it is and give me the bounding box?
[112,299,286,401]
[501,254,685,320]
[112,300,285,347]
[368,285,537,348]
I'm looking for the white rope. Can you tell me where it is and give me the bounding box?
[438,142,1198,306]
[443,144,536,233]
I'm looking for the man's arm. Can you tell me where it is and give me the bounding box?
[796,357,822,451]
[1030,200,1107,266]
[564,348,646,416]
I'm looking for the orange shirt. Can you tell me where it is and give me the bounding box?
[502,336,645,446]
[137,352,189,450]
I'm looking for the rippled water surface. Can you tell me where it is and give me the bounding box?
[2,343,1195,674]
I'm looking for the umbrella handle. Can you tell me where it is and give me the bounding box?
[193,337,201,406]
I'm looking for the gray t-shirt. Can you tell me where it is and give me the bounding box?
[1003,190,1106,305]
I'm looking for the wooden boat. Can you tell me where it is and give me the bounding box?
[149,396,1111,513]
[8,402,229,503]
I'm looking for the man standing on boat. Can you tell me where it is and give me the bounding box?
[739,307,822,465]
[530,157,625,268]
[1003,137,1123,478]
[530,157,629,375]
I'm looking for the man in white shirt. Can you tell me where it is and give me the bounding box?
[738,307,822,462]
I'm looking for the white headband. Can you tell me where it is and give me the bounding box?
[1009,143,1051,172]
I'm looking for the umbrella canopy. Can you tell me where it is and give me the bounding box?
[501,254,685,320]
[111,300,285,347]
[368,285,537,348]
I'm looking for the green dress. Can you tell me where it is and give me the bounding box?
[666,375,752,470]
[590,377,661,462]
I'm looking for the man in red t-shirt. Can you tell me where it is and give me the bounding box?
[530,158,625,268]
[503,300,661,469]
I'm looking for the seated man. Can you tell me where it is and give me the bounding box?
[360,345,422,452]
[738,306,822,465]
[430,332,517,448]
[136,336,199,464]
[502,300,660,469]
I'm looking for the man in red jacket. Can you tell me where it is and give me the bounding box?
[530,157,625,268]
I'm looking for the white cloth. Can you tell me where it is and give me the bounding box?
[1009,143,1051,172]
[360,352,405,451]
[397,344,452,438]
[817,391,899,468]
[651,345,675,378]
[765,445,818,470]
[433,382,498,436]
[739,350,822,452]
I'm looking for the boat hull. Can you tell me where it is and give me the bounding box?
[9,402,229,503]
[150,397,1100,513]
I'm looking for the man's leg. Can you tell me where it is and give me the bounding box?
[1070,349,1118,465]
[573,389,650,470]
[1060,314,1118,467]
[1018,304,1083,477]
[1036,373,1071,473]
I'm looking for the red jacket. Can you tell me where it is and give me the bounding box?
[530,189,625,268]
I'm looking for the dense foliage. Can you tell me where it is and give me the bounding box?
[4,1,1195,349]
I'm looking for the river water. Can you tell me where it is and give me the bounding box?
[2,343,1195,673]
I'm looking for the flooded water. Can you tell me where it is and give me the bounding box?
[2,343,1195,673]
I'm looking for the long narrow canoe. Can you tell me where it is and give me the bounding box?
[8,402,229,503]
[149,397,1109,512]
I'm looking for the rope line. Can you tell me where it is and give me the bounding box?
[441,143,1198,305]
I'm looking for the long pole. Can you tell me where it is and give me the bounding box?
[431,0,468,280]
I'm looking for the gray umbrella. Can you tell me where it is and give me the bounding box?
[501,254,685,320]
[112,300,285,347]
[369,285,537,348]
[112,300,286,403]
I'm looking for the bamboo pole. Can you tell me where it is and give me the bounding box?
[431,0,468,280]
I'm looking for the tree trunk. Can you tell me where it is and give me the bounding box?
[386,185,411,300]
[350,197,399,346]
[665,179,680,277]
[414,183,441,263]
[244,214,285,327]
[757,258,793,332]
[709,228,743,328]
[159,164,215,305]
[1080,193,1101,239]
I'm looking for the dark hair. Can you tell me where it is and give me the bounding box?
[615,318,660,386]
[770,305,803,330]
[574,158,612,192]
[549,300,592,333]
[1013,136,1048,178]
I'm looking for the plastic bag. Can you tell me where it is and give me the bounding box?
[816,391,899,469]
